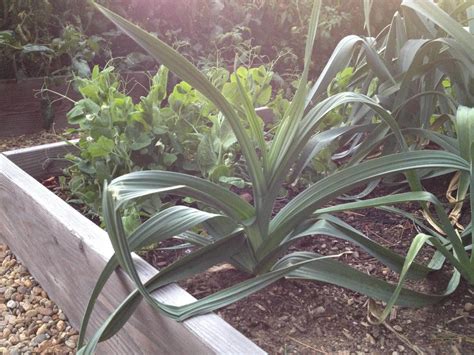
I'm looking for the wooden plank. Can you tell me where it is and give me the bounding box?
[0,77,76,137]
[0,151,265,354]
[3,140,78,179]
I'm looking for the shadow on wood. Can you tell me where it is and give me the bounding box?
[0,142,265,354]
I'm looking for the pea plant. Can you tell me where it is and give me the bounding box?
[65,62,279,229]
[77,1,472,352]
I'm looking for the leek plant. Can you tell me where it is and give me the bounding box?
[370,106,474,322]
[77,1,473,352]
[308,0,474,169]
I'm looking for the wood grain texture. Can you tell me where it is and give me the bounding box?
[0,77,75,137]
[0,150,265,354]
[3,140,78,179]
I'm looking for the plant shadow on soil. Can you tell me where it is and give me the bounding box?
[141,174,474,354]
[42,172,474,354]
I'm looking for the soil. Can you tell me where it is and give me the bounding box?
[35,158,474,354]
[141,175,474,355]
[41,176,101,226]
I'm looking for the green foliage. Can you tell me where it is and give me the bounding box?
[303,0,474,182]
[306,67,355,179]
[0,0,110,79]
[65,64,281,225]
[76,2,472,353]
[1,0,400,81]
[377,105,474,323]
[305,0,474,320]
[105,0,400,80]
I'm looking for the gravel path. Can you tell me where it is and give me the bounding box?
[0,244,78,354]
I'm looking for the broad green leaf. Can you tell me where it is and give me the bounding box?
[87,136,115,158]
[197,134,218,174]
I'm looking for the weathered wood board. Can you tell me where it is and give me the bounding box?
[3,140,78,179]
[0,76,74,137]
[0,144,265,354]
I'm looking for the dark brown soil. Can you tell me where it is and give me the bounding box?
[41,176,102,225]
[141,175,474,354]
[182,267,473,354]
[35,153,474,354]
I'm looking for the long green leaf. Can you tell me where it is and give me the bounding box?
[376,234,462,322]
[78,230,247,354]
[307,35,395,105]
[264,150,469,259]
[267,0,321,172]
[77,204,241,349]
[285,215,433,278]
[78,249,335,354]
[402,0,474,58]
[290,124,374,181]
[276,251,460,307]
[109,170,254,222]
[363,0,374,37]
[266,92,410,225]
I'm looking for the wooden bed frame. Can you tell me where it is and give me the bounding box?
[0,141,265,354]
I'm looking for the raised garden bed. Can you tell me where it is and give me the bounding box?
[0,141,265,354]
[2,141,474,354]
[143,179,474,353]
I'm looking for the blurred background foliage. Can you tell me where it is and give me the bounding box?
[0,0,401,80]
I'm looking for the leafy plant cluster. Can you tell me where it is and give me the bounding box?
[0,0,107,79]
[0,0,400,81]
[95,0,401,81]
[0,0,159,80]
[64,63,282,228]
[58,1,473,353]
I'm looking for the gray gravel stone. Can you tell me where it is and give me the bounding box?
[65,339,77,349]
[0,244,78,353]
[24,309,37,319]
[7,300,17,309]
[5,287,15,299]
[36,324,49,335]
[31,333,48,347]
